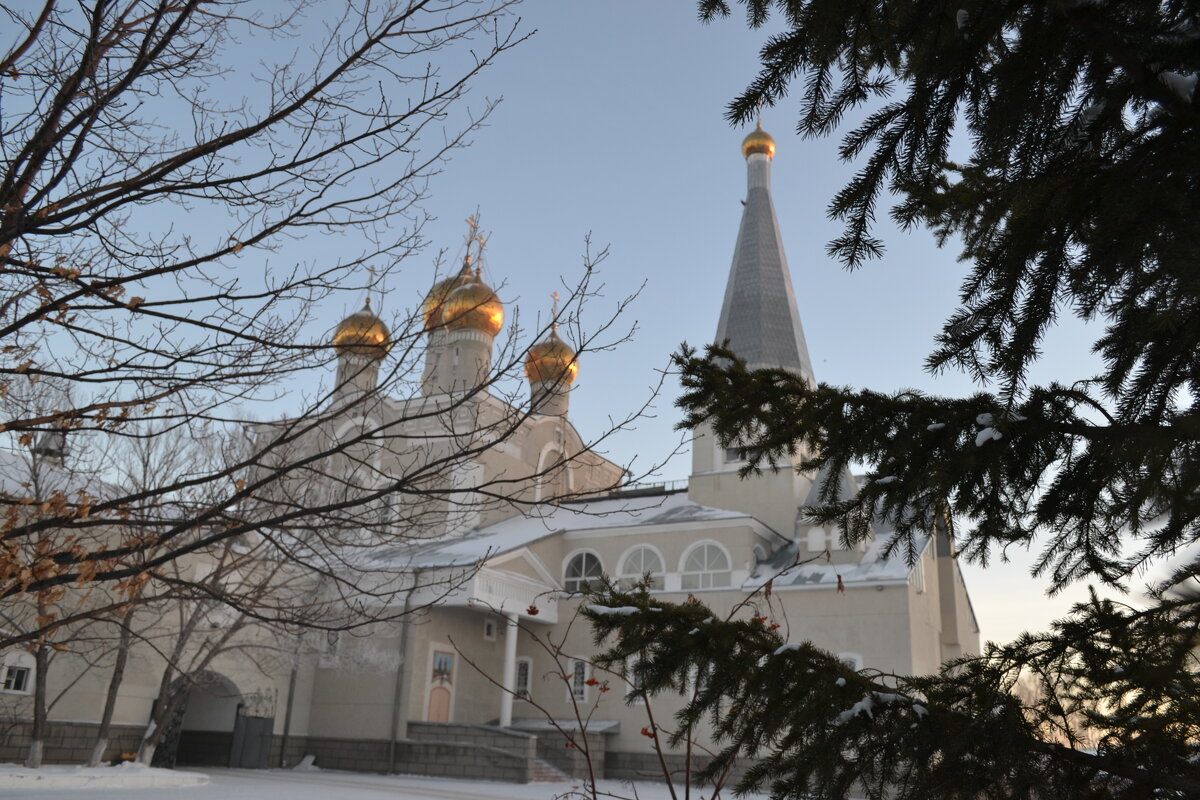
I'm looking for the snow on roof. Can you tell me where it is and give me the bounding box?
[744,522,927,590]
[377,490,754,568]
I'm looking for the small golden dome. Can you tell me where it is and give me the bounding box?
[333,301,391,358]
[742,124,776,159]
[442,273,503,337]
[422,260,475,330]
[526,329,578,385]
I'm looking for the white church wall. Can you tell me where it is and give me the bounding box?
[687,467,805,542]
[905,542,947,677]
[517,583,921,757]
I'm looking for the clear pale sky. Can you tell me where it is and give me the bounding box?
[301,1,1124,647]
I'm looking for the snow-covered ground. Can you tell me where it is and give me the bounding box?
[0,761,207,791]
[1,767,750,800]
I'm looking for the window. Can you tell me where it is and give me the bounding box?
[806,525,827,552]
[567,658,589,703]
[320,630,340,668]
[516,657,532,701]
[806,526,844,552]
[910,555,926,593]
[483,619,497,641]
[3,666,29,693]
[689,664,709,694]
[909,538,931,592]
[563,552,603,593]
[625,653,646,703]
[617,546,665,590]
[680,542,732,590]
[724,447,745,463]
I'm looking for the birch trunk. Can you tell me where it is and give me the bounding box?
[24,638,49,767]
[88,608,135,766]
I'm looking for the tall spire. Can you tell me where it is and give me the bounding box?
[689,127,819,535]
[713,125,816,386]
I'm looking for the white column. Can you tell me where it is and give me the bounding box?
[499,611,519,727]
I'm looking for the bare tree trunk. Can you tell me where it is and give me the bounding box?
[88,607,135,766]
[25,636,49,768]
[136,608,201,766]
[135,663,176,767]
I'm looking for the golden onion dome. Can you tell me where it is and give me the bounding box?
[442,272,504,337]
[421,260,475,330]
[525,329,578,385]
[741,123,776,160]
[333,300,391,359]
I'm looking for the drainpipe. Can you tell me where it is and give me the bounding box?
[388,570,421,774]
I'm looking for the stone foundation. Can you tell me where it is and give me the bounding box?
[275,722,538,783]
[534,727,607,780]
[1,717,716,786]
[604,750,749,787]
[0,720,144,765]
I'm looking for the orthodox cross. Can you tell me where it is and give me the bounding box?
[474,232,488,264]
[366,264,377,307]
[463,215,480,266]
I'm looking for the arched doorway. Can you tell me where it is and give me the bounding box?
[176,671,241,767]
[153,671,274,769]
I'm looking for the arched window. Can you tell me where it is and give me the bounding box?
[617,546,664,590]
[680,542,732,590]
[563,551,603,593]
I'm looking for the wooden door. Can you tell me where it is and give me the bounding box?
[426,649,455,722]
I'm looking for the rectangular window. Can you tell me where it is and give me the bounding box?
[319,631,340,668]
[483,619,497,641]
[909,541,929,593]
[910,557,925,592]
[724,447,745,463]
[568,659,588,703]
[626,653,646,704]
[3,666,30,693]
[516,658,531,701]
[680,571,731,591]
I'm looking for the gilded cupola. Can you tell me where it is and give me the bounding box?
[332,299,391,359]
[526,328,578,385]
[442,270,504,337]
[422,258,475,330]
[741,123,776,160]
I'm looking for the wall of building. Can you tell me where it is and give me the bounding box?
[507,579,918,759]
[906,540,947,677]
[307,623,403,740]
[687,468,809,541]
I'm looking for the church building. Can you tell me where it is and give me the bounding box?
[0,129,978,782]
